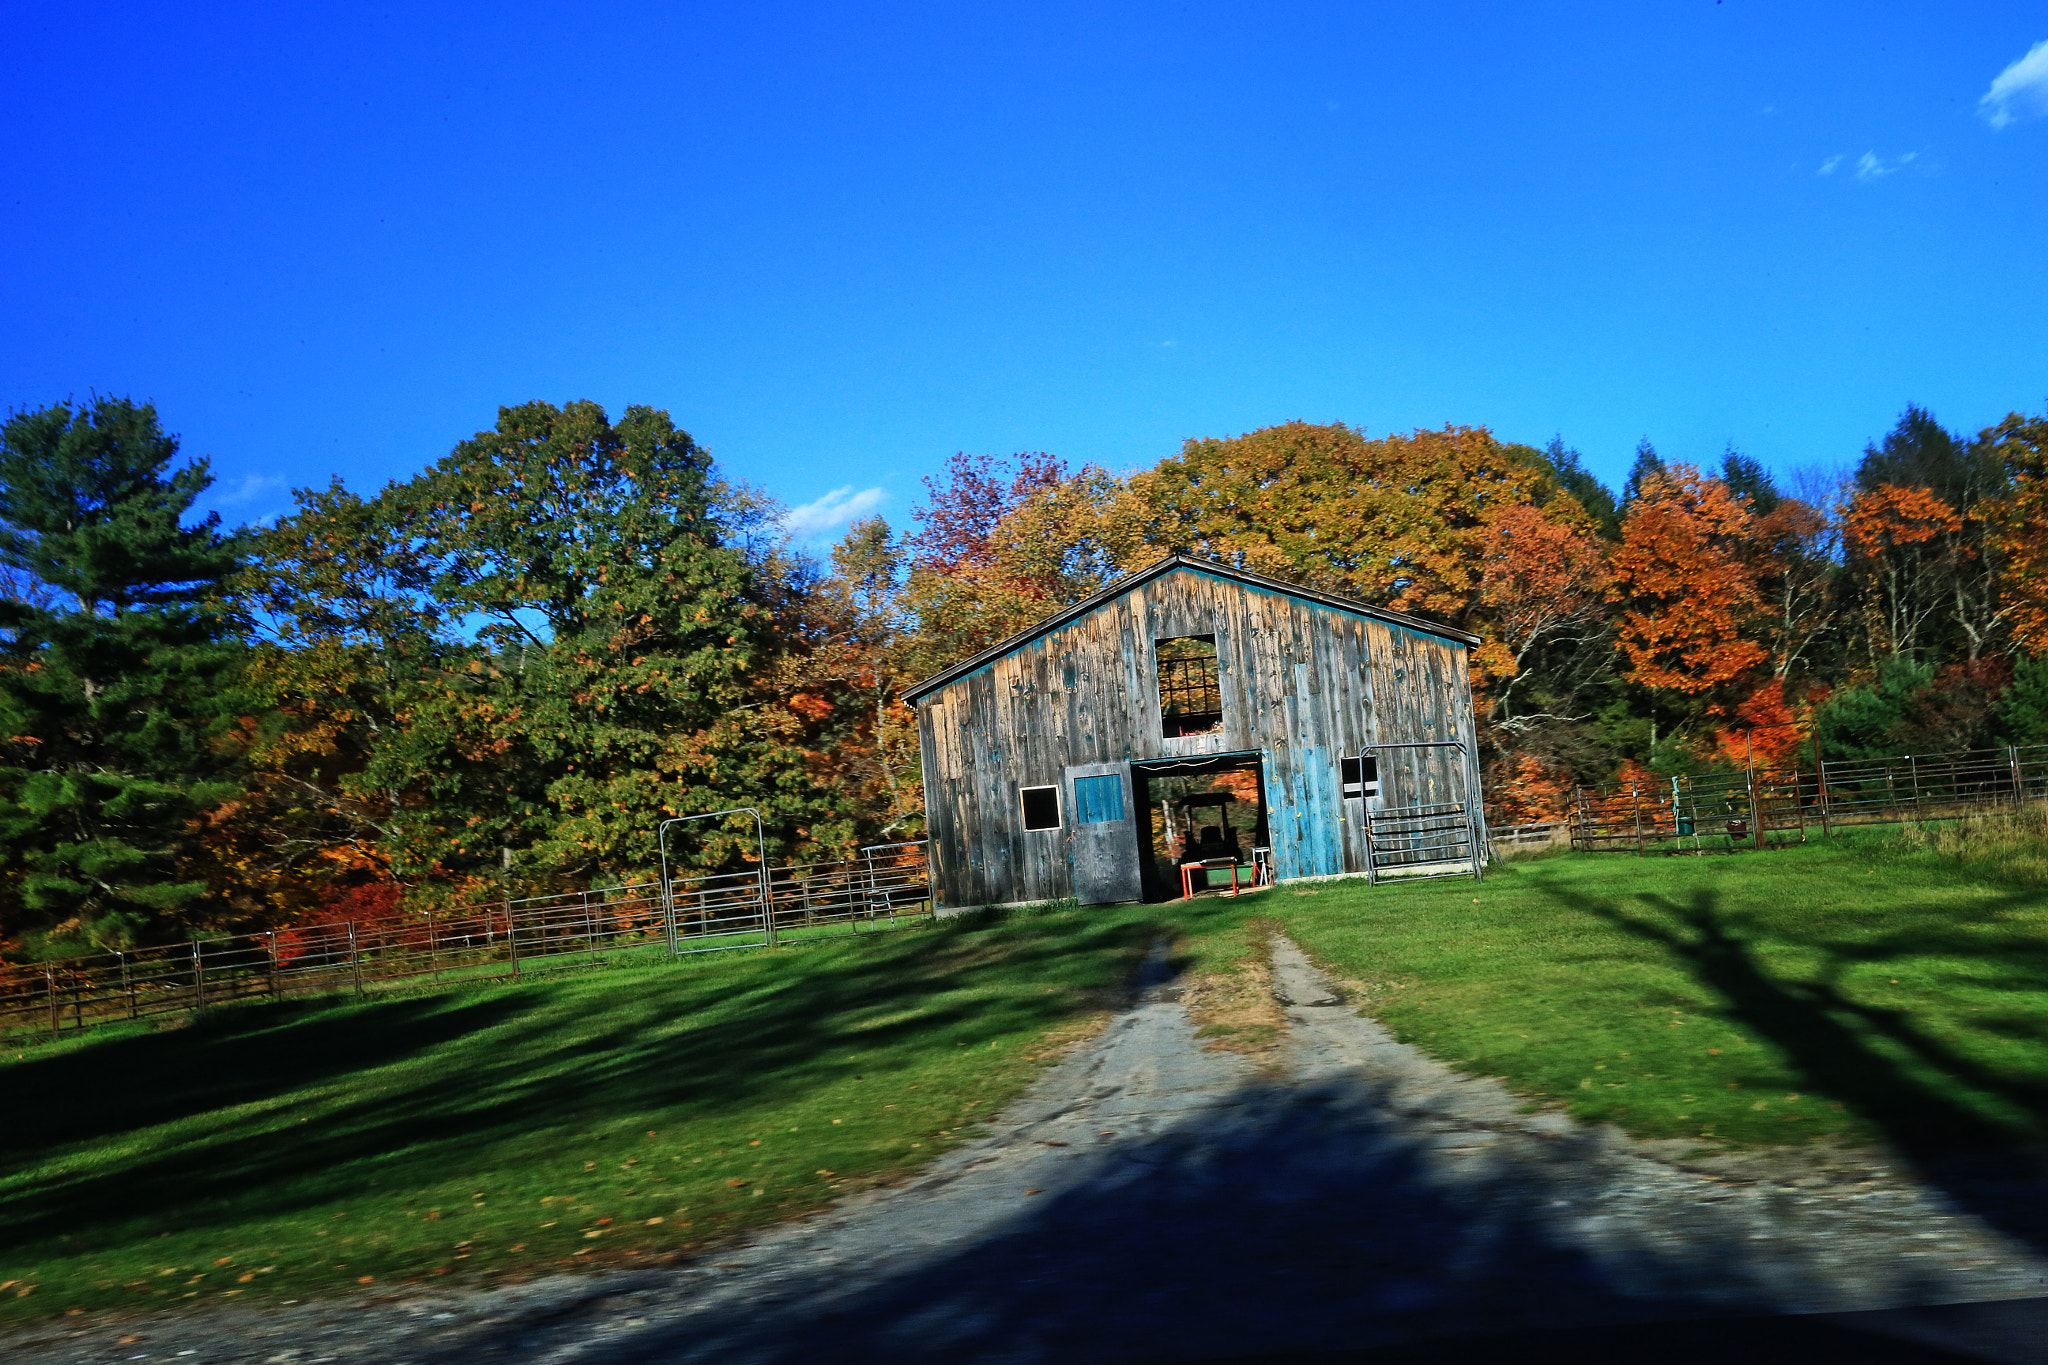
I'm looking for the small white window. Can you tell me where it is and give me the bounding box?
[1020,785,1062,831]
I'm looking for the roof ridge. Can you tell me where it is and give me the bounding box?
[902,552,1477,702]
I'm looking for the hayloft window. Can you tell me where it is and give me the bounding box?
[1156,634,1222,737]
[1020,785,1062,831]
[1341,755,1379,800]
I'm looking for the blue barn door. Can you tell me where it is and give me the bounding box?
[1065,762,1142,905]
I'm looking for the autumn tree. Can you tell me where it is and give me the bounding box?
[0,399,246,950]
[221,478,455,914]
[900,452,1133,677]
[1983,409,2048,653]
[1609,465,1767,707]
[1842,483,1966,663]
[1123,421,1553,630]
[1845,407,2012,663]
[1476,501,1612,724]
[786,517,924,840]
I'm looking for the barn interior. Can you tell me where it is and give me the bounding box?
[1131,753,1270,901]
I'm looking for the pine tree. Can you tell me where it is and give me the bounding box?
[0,398,246,949]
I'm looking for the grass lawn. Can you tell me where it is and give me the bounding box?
[1269,831,2048,1151]
[9,826,2045,1323]
[1,896,1266,1325]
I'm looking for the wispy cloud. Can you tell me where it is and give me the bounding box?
[1856,150,1916,179]
[782,485,885,540]
[1980,38,2048,130]
[213,474,291,507]
[1817,154,1844,175]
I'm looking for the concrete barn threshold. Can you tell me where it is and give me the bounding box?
[11,936,2048,1365]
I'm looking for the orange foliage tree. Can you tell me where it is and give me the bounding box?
[1609,466,1767,706]
[1476,501,1611,714]
[1984,411,2048,652]
[1842,483,1965,661]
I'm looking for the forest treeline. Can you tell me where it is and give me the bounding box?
[3,394,2047,955]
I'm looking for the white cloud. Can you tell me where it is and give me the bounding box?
[1818,154,1844,175]
[1980,38,2048,129]
[782,485,885,540]
[1853,150,1917,180]
[213,473,290,507]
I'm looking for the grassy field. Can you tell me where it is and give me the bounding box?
[0,896,1268,1323]
[1271,828,2048,1151]
[8,825,2046,1323]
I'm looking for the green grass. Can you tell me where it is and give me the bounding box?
[13,830,2045,1323]
[1271,833,2048,1151]
[0,897,1269,1324]
[0,910,1166,1321]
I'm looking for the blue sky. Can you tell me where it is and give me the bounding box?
[3,3,2045,546]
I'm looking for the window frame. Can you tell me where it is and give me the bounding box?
[1340,754,1381,800]
[1154,632,1224,738]
[1020,784,1063,831]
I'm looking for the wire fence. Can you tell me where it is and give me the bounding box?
[1568,745,2048,855]
[0,843,931,1041]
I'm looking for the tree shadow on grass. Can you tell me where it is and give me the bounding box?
[419,1076,1990,1365]
[0,993,530,1155]
[0,914,1152,1263]
[1532,879,2048,1254]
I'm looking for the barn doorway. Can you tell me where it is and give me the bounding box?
[1131,752,1270,902]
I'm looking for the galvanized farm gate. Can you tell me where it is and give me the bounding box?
[1358,739,1485,884]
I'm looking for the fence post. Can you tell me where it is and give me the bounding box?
[1363,806,1379,887]
[2013,746,2025,805]
[120,951,135,1020]
[584,890,597,964]
[428,907,441,985]
[1632,784,1646,856]
[192,940,204,1011]
[348,921,364,997]
[265,932,279,999]
[46,967,58,1034]
[760,865,777,950]
[506,902,520,978]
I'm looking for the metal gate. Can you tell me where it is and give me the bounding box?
[1356,739,1485,885]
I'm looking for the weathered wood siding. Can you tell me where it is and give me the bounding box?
[916,565,1479,909]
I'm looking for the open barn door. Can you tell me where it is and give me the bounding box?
[1065,761,1142,905]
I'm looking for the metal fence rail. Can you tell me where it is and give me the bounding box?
[1489,821,1568,853]
[0,844,931,1040]
[1364,801,1484,884]
[1569,744,2048,855]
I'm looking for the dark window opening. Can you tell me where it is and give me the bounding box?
[1157,634,1222,737]
[1341,755,1380,800]
[1021,785,1062,831]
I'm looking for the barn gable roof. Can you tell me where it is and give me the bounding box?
[902,552,1480,703]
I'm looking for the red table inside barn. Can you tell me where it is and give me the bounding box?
[1180,857,1248,900]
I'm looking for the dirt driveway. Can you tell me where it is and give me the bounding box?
[10,936,2048,1364]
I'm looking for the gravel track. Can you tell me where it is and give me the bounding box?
[10,935,2048,1364]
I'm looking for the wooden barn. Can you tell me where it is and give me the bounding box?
[905,553,1486,909]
